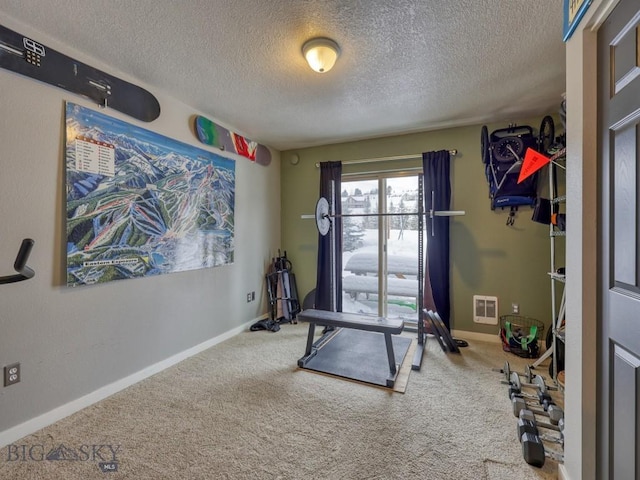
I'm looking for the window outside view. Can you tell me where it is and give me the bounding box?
[341,175,425,325]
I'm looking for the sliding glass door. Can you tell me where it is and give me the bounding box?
[341,178,379,315]
[341,174,422,326]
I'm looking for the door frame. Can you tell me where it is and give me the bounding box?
[563,1,620,479]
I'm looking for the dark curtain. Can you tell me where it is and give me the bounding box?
[423,150,451,329]
[315,161,342,312]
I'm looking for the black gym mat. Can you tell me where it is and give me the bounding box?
[302,329,412,388]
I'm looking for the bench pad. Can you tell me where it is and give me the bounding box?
[297,309,404,334]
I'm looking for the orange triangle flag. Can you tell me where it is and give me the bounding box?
[518,148,551,183]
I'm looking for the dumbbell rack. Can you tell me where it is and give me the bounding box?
[498,361,564,468]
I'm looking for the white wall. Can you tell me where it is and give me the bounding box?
[0,17,280,444]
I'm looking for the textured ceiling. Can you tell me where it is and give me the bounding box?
[0,0,566,151]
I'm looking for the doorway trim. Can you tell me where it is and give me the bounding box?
[563,1,620,479]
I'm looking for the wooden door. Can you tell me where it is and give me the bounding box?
[598,0,640,477]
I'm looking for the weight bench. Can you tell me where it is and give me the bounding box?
[297,309,405,387]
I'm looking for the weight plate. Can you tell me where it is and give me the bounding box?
[510,371,522,392]
[533,374,546,394]
[315,197,331,236]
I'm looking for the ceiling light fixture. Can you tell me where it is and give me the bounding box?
[302,37,340,73]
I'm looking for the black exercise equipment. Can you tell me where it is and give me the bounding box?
[519,409,564,468]
[520,409,563,436]
[302,289,316,310]
[495,360,537,384]
[310,195,464,237]
[518,415,563,446]
[266,250,300,324]
[424,311,447,352]
[508,370,556,398]
[249,319,280,332]
[511,395,564,425]
[424,309,461,353]
[297,309,407,388]
[508,368,564,420]
[508,373,559,420]
[520,432,564,468]
[303,177,465,373]
[0,238,35,285]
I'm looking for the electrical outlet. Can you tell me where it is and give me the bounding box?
[251,291,255,301]
[246,293,251,303]
[4,363,20,387]
[512,303,519,314]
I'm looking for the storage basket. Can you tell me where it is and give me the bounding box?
[499,315,545,358]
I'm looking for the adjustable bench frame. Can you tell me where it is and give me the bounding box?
[297,309,404,387]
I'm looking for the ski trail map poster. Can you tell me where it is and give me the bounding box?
[65,102,235,286]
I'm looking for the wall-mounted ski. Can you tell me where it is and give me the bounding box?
[0,238,35,285]
[0,24,160,122]
[194,115,271,166]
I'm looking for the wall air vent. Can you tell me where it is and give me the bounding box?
[473,295,498,325]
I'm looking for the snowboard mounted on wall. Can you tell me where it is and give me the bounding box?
[194,115,271,166]
[0,24,160,122]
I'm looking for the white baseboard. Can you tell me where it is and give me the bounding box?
[452,328,549,355]
[0,316,264,449]
[452,329,501,344]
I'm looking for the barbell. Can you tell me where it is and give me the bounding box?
[302,196,465,236]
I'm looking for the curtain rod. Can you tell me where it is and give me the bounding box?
[342,167,422,178]
[314,150,457,168]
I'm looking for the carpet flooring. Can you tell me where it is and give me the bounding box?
[0,324,562,479]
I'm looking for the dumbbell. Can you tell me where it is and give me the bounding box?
[509,370,549,394]
[510,389,558,418]
[511,395,564,424]
[518,409,564,467]
[518,418,564,452]
[506,365,560,415]
[521,432,564,468]
[495,361,537,384]
[518,409,563,438]
[508,372,556,409]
